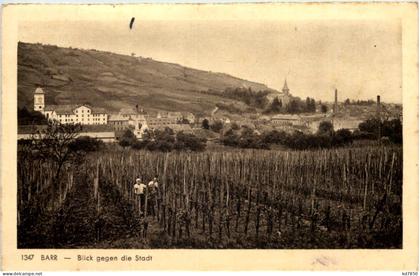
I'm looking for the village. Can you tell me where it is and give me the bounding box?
[18,83,401,144]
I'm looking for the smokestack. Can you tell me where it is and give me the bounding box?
[334,89,338,114]
[377,95,381,140]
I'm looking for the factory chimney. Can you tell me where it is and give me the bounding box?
[334,89,338,114]
[377,95,381,140]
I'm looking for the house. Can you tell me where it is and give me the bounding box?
[270,114,301,126]
[79,125,116,142]
[149,123,193,134]
[18,124,116,143]
[108,114,129,130]
[146,116,177,127]
[157,112,182,123]
[33,87,108,125]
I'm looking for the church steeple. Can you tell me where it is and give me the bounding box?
[282,79,289,95]
[34,87,45,112]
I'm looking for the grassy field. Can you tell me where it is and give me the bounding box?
[17,145,402,249]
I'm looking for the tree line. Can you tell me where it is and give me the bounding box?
[118,128,207,152]
[220,117,402,150]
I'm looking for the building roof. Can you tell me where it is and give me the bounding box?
[80,125,115,132]
[120,108,138,115]
[146,117,177,125]
[168,112,183,117]
[108,114,129,122]
[51,105,79,115]
[151,123,192,132]
[282,79,289,93]
[271,114,300,120]
[44,104,107,115]
[34,87,45,94]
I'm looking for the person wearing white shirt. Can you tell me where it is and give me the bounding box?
[147,176,159,216]
[133,178,146,214]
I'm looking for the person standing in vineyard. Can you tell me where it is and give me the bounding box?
[147,176,159,217]
[133,178,146,215]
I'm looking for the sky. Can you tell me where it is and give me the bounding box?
[19,19,402,103]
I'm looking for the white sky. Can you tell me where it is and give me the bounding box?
[19,19,402,103]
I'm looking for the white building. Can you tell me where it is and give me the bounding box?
[271,114,302,126]
[34,87,108,125]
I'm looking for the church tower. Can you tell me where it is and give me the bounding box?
[34,87,45,112]
[282,79,290,95]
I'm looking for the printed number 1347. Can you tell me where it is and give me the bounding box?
[21,254,34,261]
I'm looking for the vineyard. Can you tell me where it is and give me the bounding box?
[18,145,402,249]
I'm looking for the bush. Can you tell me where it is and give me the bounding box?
[132,129,207,152]
[222,127,268,149]
[69,136,105,152]
[333,129,353,146]
[357,117,402,144]
[261,130,287,144]
[176,132,206,151]
[210,120,224,133]
[317,121,334,136]
[119,129,136,148]
[202,119,210,130]
[131,140,148,150]
[382,119,402,144]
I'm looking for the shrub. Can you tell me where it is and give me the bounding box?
[202,119,210,130]
[69,136,104,152]
[118,129,136,148]
[176,132,206,151]
[333,129,353,146]
[210,120,224,133]
[317,121,334,136]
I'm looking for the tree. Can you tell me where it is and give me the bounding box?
[262,130,287,144]
[202,119,210,130]
[119,129,136,148]
[344,98,351,105]
[31,121,82,209]
[381,118,402,144]
[69,136,104,152]
[175,132,206,151]
[333,129,353,145]
[306,97,311,111]
[286,99,300,114]
[318,121,334,136]
[358,118,381,134]
[268,97,282,113]
[210,120,224,133]
[18,107,48,126]
[321,104,328,113]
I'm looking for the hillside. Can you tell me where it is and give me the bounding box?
[18,42,280,115]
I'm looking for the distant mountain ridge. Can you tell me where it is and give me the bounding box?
[18,42,280,115]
